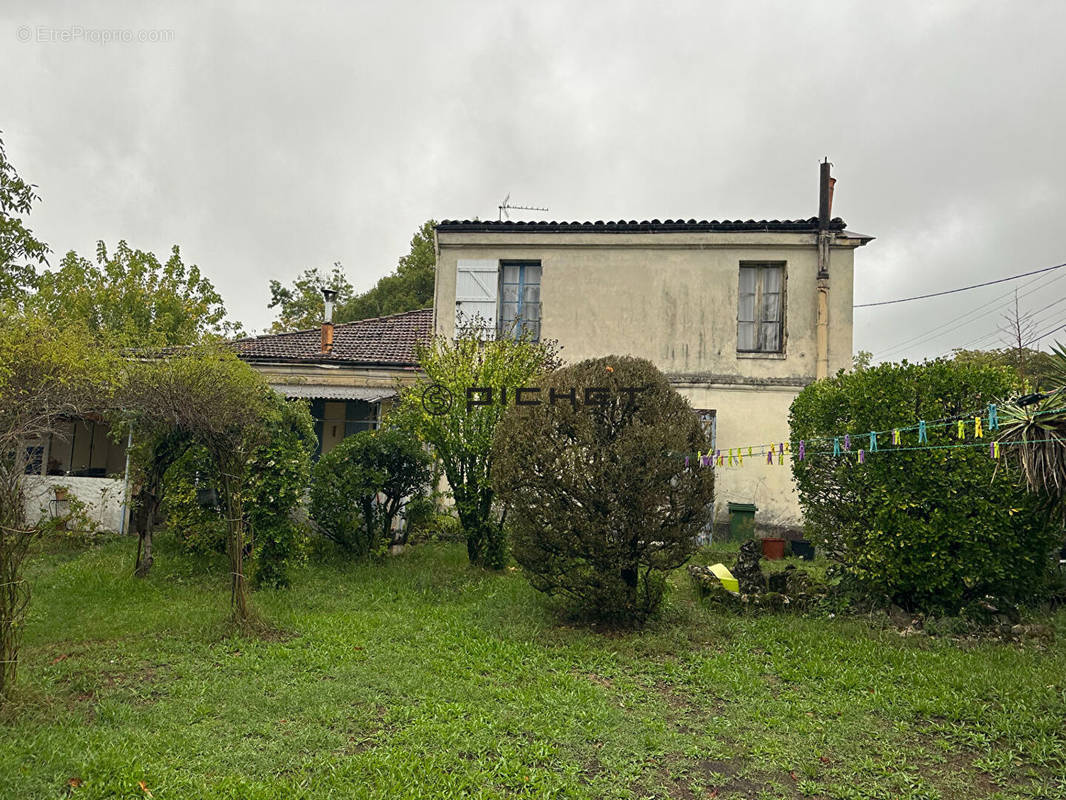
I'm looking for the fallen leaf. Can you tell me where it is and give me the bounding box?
[819,756,830,764]
[138,781,153,797]
[51,654,69,665]
[353,646,363,651]
[707,790,718,798]
[67,777,83,788]
[789,771,798,781]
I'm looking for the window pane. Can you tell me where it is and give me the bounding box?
[739,267,756,293]
[502,264,520,283]
[738,293,755,322]
[761,322,780,352]
[737,321,755,350]
[523,264,542,285]
[522,284,540,304]
[524,302,541,321]
[761,291,780,322]
[500,301,518,322]
[762,266,782,293]
[501,284,518,304]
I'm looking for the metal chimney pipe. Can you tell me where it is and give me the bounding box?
[321,287,338,354]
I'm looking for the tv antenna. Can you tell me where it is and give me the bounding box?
[498,193,549,221]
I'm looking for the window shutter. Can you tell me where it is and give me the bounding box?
[456,259,498,334]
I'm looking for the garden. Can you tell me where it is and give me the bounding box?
[1,312,1066,799]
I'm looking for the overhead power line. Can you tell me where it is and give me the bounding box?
[855,261,1066,309]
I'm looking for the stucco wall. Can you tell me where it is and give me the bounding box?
[22,476,129,533]
[434,229,865,528]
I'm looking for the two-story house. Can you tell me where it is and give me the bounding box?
[432,168,872,528]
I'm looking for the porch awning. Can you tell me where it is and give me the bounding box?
[270,384,398,402]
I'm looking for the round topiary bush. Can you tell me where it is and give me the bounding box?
[790,359,1061,614]
[491,356,715,624]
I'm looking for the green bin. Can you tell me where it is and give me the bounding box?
[726,502,757,541]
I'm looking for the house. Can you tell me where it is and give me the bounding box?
[230,307,433,456]
[19,307,434,533]
[432,165,872,529]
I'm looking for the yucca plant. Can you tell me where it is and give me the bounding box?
[997,342,1066,511]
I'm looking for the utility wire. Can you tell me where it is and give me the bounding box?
[877,269,1066,359]
[854,261,1066,309]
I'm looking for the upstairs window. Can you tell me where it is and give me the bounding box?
[498,261,541,341]
[737,262,785,353]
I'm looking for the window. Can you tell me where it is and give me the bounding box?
[498,261,542,341]
[737,262,785,353]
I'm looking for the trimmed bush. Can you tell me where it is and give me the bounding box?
[309,427,432,557]
[790,359,1060,614]
[492,356,715,625]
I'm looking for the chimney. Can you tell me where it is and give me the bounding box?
[818,158,834,228]
[320,287,338,354]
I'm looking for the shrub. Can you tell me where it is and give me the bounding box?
[492,356,715,625]
[161,444,227,554]
[790,359,1060,614]
[247,397,315,588]
[310,427,432,557]
[160,397,315,588]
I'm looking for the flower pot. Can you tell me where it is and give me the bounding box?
[760,537,786,560]
[53,487,70,502]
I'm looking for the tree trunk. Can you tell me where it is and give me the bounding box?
[134,495,157,578]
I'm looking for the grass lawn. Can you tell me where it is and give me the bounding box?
[2,536,1066,800]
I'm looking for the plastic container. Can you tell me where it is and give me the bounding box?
[726,502,757,541]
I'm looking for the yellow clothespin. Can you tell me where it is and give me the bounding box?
[892,429,901,445]
[957,419,966,439]
[993,441,1000,458]
[974,417,983,438]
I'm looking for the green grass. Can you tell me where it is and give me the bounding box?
[2,535,1066,799]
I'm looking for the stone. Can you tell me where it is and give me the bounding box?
[732,539,767,594]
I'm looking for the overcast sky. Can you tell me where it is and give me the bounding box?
[3,0,1065,361]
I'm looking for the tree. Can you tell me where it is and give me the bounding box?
[952,347,1059,392]
[995,341,1066,519]
[122,347,279,623]
[852,350,874,371]
[790,359,1060,614]
[491,356,715,624]
[266,221,436,332]
[267,264,354,333]
[309,427,432,557]
[393,319,559,568]
[29,241,242,347]
[0,134,50,301]
[0,312,115,701]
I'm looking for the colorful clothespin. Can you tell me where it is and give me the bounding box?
[892,429,901,445]
[869,431,878,452]
[918,420,927,443]
[957,419,966,439]
[716,449,723,467]
[990,441,1000,459]
[858,449,865,464]
[747,446,752,458]
[778,443,784,465]
[685,456,690,468]
[844,434,851,451]
[988,404,999,431]
[833,437,841,457]
[974,417,983,438]
[767,447,774,465]
[798,440,805,461]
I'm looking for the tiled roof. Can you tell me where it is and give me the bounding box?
[437,217,847,234]
[232,308,432,367]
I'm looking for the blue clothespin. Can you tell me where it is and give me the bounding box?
[918,420,927,443]
[869,431,878,452]
[833,437,841,457]
[988,404,999,431]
